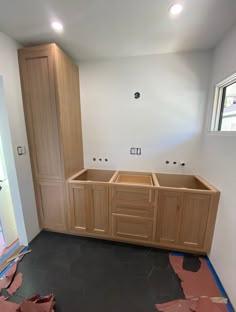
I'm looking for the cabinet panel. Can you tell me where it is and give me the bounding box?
[111,186,154,205]
[90,185,109,235]
[156,191,182,244]
[37,181,66,231]
[112,215,153,241]
[180,194,210,248]
[69,184,89,232]
[19,50,62,179]
[112,202,154,218]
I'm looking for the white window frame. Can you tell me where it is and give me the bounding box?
[210,72,236,134]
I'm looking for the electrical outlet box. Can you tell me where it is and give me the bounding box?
[130,147,142,155]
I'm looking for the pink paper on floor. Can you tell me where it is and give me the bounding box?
[156,298,228,312]
[169,255,222,298]
[0,300,18,312]
[7,272,23,295]
[156,299,192,311]
[0,262,18,290]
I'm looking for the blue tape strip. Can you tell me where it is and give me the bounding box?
[206,257,235,312]
[0,241,20,265]
[170,253,235,312]
[0,246,29,278]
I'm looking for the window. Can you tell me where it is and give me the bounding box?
[211,73,236,132]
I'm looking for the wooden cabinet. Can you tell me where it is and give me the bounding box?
[110,185,155,242]
[112,215,153,241]
[179,194,210,249]
[37,180,66,231]
[68,182,109,235]
[90,184,109,235]
[155,190,215,251]
[156,191,182,245]
[18,44,84,231]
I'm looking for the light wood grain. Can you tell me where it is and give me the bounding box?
[112,214,153,241]
[156,191,183,244]
[37,180,66,231]
[53,45,84,178]
[179,193,210,248]
[90,184,109,234]
[18,46,63,180]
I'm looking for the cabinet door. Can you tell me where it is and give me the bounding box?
[179,194,210,249]
[19,47,62,180]
[69,184,89,233]
[90,185,109,235]
[112,215,153,241]
[37,180,66,231]
[156,191,182,245]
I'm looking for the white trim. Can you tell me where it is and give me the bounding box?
[210,73,236,132]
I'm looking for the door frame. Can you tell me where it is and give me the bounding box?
[0,75,28,245]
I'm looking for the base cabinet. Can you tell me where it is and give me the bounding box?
[37,180,66,231]
[67,173,219,254]
[68,183,109,235]
[156,191,212,250]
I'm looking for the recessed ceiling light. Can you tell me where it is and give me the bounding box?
[169,3,183,16]
[51,21,63,32]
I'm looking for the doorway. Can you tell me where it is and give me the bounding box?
[0,76,18,259]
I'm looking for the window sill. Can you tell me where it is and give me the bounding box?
[207,131,236,136]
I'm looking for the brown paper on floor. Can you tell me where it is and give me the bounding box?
[0,294,55,312]
[169,255,222,298]
[0,262,17,290]
[156,298,228,312]
[7,272,23,295]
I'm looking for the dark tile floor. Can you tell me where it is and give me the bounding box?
[8,231,192,311]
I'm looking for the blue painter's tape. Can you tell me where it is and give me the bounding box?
[0,241,20,265]
[206,257,235,312]
[0,246,30,278]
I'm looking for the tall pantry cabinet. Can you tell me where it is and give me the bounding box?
[18,43,84,232]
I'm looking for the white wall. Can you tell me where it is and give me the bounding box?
[79,51,212,174]
[198,23,236,308]
[0,32,40,244]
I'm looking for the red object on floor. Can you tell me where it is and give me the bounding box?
[7,272,23,295]
[169,255,222,298]
[156,298,228,312]
[17,294,55,312]
[0,294,55,312]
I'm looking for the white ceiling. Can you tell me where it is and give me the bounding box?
[0,0,236,61]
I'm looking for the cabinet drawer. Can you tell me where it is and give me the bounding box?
[112,215,153,241]
[112,202,154,218]
[111,186,154,205]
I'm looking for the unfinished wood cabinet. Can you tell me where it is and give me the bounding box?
[179,194,211,249]
[90,184,109,235]
[155,187,219,252]
[68,180,110,235]
[69,183,89,233]
[18,43,84,231]
[112,215,153,241]
[156,191,182,245]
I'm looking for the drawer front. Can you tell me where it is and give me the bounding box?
[111,186,154,205]
[112,215,153,241]
[112,202,154,218]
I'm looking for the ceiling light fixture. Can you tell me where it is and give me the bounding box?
[51,21,63,32]
[169,3,183,16]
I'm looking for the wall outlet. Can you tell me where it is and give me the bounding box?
[130,147,141,155]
